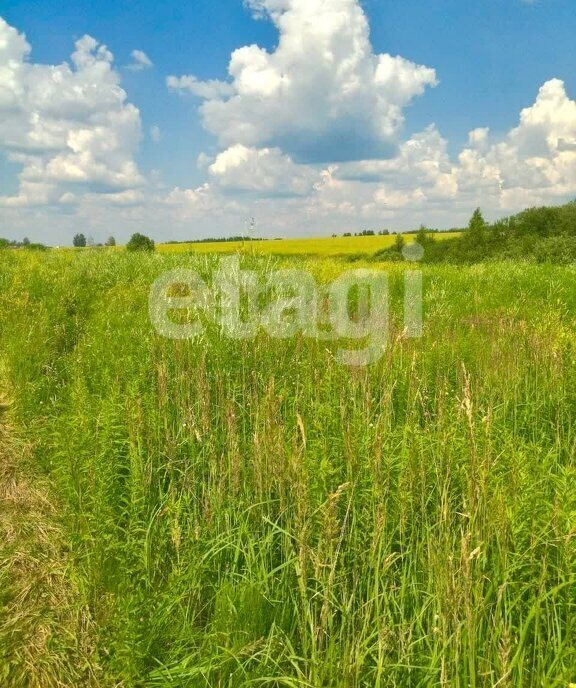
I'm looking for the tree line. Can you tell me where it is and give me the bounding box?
[374,201,576,264]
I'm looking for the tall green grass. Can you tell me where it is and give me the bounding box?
[0,250,575,686]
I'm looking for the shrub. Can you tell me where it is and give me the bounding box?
[394,233,406,252]
[372,247,403,262]
[126,233,155,252]
[23,242,49,251]
[533,236,576,265]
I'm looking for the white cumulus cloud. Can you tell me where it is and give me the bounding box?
[325,79,576,220]
[455,79,576,208]
[0,17,144,210]
[208,144,319,196]
[2,9,576,245]
[168,0,437,163]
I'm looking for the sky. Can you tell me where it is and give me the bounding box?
[1,0,575,245]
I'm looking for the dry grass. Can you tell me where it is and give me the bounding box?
[0,394,101,687]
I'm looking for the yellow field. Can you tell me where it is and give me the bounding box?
[157,232,460,257]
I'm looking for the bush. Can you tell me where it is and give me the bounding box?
[372,247,403,262]
[126,233,155,252]
[420,201,576,265]
[23,242,49,252]
[533,236,576,265]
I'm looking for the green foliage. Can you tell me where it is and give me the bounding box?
[394,232,405,252]
[420,201,576,264]
[105,236,117,247]
[372,232,408,262]
[467,207,487,245]
[0,250,574,685]
[533,234,576,264]
[23,242,48,251]
[73,233,87,248]
[372,246,403,262]
[416,224,434,246]
[0,237,47,250]
[126,232,155,252]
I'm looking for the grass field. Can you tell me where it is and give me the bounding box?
[0,248,575,686]
[157,232,461,257]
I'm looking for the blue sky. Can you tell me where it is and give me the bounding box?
[1,0,575,244]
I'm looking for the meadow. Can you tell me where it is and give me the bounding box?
[0,246,575,687]
[157,232,460,257]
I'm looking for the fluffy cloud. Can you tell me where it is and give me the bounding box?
[455,79,576,209]
[2,7,575,245]
[208,144,319,196]
[8,75,574,245]
[168,0,437,163]
[119,75,576,235]
[322,79,576,219]
[162,0,575,234]
[0,18,144,209]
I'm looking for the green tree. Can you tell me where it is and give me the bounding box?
[416,225,433,246]
[126,233,155,252]
[105,236,117,247]
[394,233,406,252]
[73,233,87,248]
[467,208,487,245]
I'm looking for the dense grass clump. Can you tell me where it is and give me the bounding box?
[0,249,575,686]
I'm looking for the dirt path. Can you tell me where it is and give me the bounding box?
[0,402,100,687]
